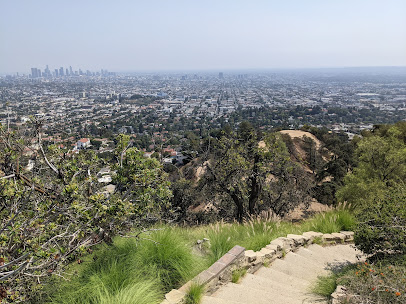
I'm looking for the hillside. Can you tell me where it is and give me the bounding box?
[173,129,334,222]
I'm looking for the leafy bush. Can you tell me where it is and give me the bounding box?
[337,124,406,209]
[353,186,406,257]
[0,129,172,302]
[337,259,406,303]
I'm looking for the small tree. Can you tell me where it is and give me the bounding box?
[354,186,406,257]
[0,124,171,302]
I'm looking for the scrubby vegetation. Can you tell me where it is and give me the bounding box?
[313,122,406,303]
[338,258,406,303]
[39,209,353,303]
[313,258,406,304]
[43,229,206,304]
[1,119,405,303]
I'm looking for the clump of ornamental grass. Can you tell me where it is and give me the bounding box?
[183,283,205,304]
[47,228,206,304]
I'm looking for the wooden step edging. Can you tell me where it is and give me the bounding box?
[161,230,354,304]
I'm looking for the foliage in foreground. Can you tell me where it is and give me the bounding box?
[313,258,406,304]
[354,186,406,257]
[44,229,206,304]
[312,273,339,298]
[337,123,406,258]
[43,209,354,304]
[0,127,171,303]
[313,123,406,303]
[338,259,406,304]
[337,123,406,209]
[183,283,205,304]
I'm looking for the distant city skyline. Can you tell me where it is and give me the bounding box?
[1,0,406,74]
[28,64,114,78]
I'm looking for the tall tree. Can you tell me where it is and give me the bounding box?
[337,124,406,207]
[200,124,311,222]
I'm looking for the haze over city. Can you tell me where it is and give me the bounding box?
[1,0,406,74]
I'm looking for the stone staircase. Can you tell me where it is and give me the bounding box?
[201,244,363,304]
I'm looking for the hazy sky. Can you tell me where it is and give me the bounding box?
[1,0,406,74]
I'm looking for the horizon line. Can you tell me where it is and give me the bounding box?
[2,65,406,76]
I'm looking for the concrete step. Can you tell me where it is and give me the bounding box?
[240,273,304,297]
[212,282,303,304]
[306,244,360,262]
[296,246,344,265]
[282,252,327,271]
[205,244,361,304]
[301,295,329,304]
[304,244,359,267]
[201,295,244,304]
[254,266,310,288]
[322,244,363,262]
[267,256,330,281]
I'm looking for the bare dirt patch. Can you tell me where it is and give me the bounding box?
[279,130,322,149]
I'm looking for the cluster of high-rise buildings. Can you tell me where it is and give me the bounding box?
[30,65,114,78]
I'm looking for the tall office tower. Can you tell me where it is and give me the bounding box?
[37,69,42,77]
[54,69,59,77]
[59,67,64,76]
[79,69,83,75]
[69,66,73,75]
[66,68,69,76]
[219,72,224,79]
[31,68,36,78]
[45,65,50,77]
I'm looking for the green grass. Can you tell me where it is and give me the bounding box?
[43,209,355,304]
[231,268,247,283]
[312,274,338,297]
[184,283,205,304]
[45,229,208,304]
[187,209,355,264]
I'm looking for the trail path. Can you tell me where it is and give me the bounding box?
[202,244,362,304]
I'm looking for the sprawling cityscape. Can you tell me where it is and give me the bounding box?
[1,67,405,157]
[1,1,406,302]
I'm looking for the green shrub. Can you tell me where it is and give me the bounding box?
[338,258,406,303]
[354,186,406,257]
